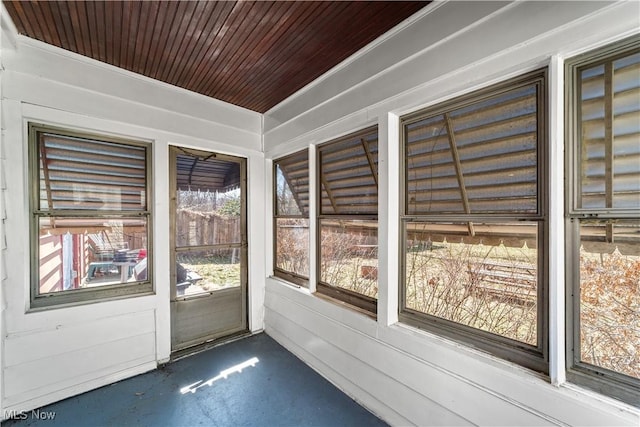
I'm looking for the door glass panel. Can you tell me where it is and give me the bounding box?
[175,155,241,247]
[176,248,241,296]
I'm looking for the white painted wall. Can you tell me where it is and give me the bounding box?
[264,1,640,425]
[0,24,265,415]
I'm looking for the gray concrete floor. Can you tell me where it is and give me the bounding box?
[2,333,387,427]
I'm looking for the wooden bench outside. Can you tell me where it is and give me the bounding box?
[350,244,378,257]
[466,260,537,305]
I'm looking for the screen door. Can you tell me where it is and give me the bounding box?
[170,146,247,352]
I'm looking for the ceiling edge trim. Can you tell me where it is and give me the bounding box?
[13,35,261,118]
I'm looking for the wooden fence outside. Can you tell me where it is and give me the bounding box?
[176,209,240,247]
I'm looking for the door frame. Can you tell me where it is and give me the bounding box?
[168,145,248,352]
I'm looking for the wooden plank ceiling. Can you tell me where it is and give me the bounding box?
[3,1,429,113]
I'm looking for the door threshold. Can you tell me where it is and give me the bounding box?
[169,330,257,363]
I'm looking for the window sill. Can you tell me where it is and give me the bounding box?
[28,287,155,312]
[268,275,310,293]
[560,381,640,415]
[313,291,377,320]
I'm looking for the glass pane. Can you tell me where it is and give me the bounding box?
[319,220,378,299]
[578,51,640,210]
[38,132,147,211]
[174,152,242,246]
[175,187,241,246]
[176,248,241,296]
[38,217,148,294]
[404,221,539,345]
[275,218,309,278]
[319,129,378,215]
[578,219,640,379]
[405,83,539,215]
[275,151,309,216]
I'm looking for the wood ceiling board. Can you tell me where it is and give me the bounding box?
[3,1,430,113]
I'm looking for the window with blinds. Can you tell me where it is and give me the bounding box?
[400,70,548,373]
[577,51,640,211]
[273,149,310,285]
[566,36,640,407]
[405,83,539,215]
[29,123,152,308]
[317,127,379,314]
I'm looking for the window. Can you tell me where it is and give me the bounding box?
[273,150,310,286]
[317,127,379,314]
[400,71,548,372]
[29,123,152,308]
[566,37,640,405]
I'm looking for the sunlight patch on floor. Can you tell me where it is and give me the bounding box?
[179,357,260,395]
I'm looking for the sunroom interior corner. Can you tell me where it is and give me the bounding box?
[0,1,639,425]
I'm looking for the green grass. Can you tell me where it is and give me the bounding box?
[178,255,241,292]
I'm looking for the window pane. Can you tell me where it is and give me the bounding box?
[319,220,378,299]
[405,84,539,215]
[38,133,147,211]
[319,130,378,215]
[175,188,241,247]
[404,221,539,345]
[275,218,309,278]
[38,217,148,294]
[174,153,242,247]
[176,248,241,296]
[275,151,309,216]
[578,219,640,379]
[578,51,640,210]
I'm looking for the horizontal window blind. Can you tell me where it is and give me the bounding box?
[38,133,147,211]
[578,52,640,210]
[275,150,309,216]
[405,83,539,215]
[319,130,378,215]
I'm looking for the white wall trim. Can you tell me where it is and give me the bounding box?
[377,113,399,326]
[548,54,566,386]
[307,144,317,294]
